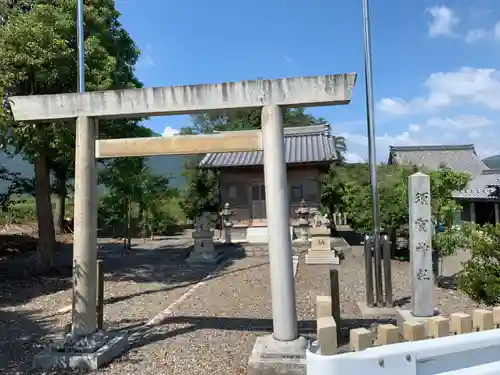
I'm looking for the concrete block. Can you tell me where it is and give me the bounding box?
[473,309,494,331]
[493,307,500,328]
[33,332,128,371]
[247,335,309,375]
[428,316,450,338]
[395,308,439,336]
[317,316,337,355]
[349,328,372,351]
[377,324,400,345]
[403,321,425,341]
[316,296,332,319]
[450,313,472,335]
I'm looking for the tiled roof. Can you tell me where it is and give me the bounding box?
[200,124,337,168]
[453,169,500,200]
[388,144,488,176]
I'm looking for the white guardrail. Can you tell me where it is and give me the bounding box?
[306,328,500,375]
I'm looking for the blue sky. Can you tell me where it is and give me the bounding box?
[116,0,500,162]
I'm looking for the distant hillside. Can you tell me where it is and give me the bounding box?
[0,150,190,194]
[484,155,500,169]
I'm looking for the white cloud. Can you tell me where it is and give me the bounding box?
[408,124,421,132]
[421,115,492,129]
[426,5,459,37]
[162,126,180,136]
[468,130,480,139]
[425,5,500,44]
[465,28,490,43]
[340,116,500,162]
[137,43,156,69]
[342,131,419,149]
[344,152,365,163]
[465,21,500,43]
[377,67,500,115]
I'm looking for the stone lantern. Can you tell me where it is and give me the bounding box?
[295,199,310,242]
[219,202,234,244]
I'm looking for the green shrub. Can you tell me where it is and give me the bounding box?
[458,224,500,305]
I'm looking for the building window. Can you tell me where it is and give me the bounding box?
[251,184,266,201]
[290,184,303,202]
[228,185,237,199]
[302,180,318,202]
[226,184,247,206]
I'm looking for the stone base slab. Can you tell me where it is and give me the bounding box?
[33,331,128,370]
[305,251,340,265]
[186,251,225,265]
[396,308,440,336]
[356,301,397,318]
[247,335,309,375]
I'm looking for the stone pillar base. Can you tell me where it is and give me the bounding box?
[395,308,440,336]
[305,250,340,265]
[186,250,224,265]
[33,331,128,371]
[247,334,309,375]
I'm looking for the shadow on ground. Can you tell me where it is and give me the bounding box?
[121,315,397,353]
[0,231,248,307]
[102,260,268,308]
[0,309,53,375]
[335,229,363,246]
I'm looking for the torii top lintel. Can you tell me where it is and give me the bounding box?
[9,73,357,122]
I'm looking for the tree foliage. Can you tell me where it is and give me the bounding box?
[181,108,326,135]
[0,0,144,272]
[338,165,468,234]
[99,157,175,247]
[180,157,220,222]
[330,164,469,274]
[458,223,500,305]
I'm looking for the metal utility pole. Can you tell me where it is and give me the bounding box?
[77,0,85,93]
[362,0,383,306]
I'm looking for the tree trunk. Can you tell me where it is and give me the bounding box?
[53,170,67,234]
[34,154,56,273]
[126,196,132,249]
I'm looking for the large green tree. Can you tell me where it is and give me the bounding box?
[0,0,144,272]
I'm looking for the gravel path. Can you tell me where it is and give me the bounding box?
[0,235,485,375]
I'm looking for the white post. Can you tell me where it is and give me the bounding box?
[262,105,298,341]
[495,203,499,224]
[470,202,476,223]
[71,116,98,336]
[408,172,434,318]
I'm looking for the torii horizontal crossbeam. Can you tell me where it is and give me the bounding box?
[9,73,357,122]
[96,130,262,158]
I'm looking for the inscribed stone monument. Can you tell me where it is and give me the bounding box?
[396,172,436,333]
[187,213,219,264]
[305,226,339,265]
[408,172,434,317]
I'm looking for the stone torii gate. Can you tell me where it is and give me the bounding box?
[10,73,356,372]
